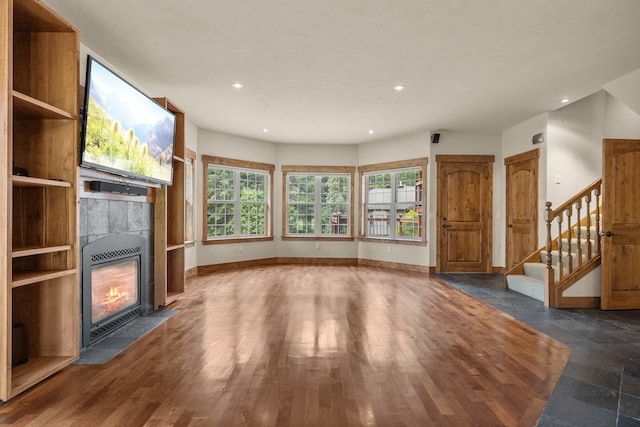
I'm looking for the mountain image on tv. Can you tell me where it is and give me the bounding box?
[82,59,176,184]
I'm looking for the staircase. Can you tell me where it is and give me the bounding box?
[505,179,602,308]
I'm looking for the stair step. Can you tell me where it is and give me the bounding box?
[506,275,544,302]
[559,238,600,255]
[577,226,598,237]
[524,262,547,281]
[539,250,578,266]
[524,262,560,281]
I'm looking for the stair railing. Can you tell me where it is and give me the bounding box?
[544,178,602,294]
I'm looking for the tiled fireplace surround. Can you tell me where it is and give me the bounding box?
[79,197,155,347]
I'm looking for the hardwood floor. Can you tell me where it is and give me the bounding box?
[0,266,571,426]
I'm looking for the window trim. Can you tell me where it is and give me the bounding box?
[184,148,196,248]
[202,155,275,244]
[359,158,428,245]
[281,165,356,241]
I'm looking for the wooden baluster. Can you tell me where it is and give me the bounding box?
[556,215,564,280]
[545,202,553,273]
[575,199,582,267]
[585,192,592,259]
[594,186,601,256]
[566,206,573,274]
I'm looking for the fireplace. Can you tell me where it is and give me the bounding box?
[82,234,149,347]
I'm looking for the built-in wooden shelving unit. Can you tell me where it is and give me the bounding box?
[1,0,80,400]
[153,98,186,307]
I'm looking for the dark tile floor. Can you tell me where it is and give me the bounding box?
[74,309,177,364]
[436,273,640,427]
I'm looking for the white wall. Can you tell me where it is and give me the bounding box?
[604,92,640,138]
[546,92,605,206]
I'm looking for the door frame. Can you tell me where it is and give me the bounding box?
[436,155,494,273]
[504,148,539,269]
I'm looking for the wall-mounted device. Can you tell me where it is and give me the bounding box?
[431,132,440,144]
[532,132,544,144]
[88,180,148,196]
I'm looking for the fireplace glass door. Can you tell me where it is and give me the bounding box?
[91,259,139,324]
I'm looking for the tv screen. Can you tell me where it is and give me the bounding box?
[80,56,175,185]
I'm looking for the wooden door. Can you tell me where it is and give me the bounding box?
[601,139,640,309]
[504,149,539,269]
[436,155,494,273]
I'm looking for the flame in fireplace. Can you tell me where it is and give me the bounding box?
[91,260,139,324]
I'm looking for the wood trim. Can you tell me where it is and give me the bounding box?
[504,148,540,166]
[281,236,355,242]
[184,147,196,159]
[202,155,275,172]
[358,157,428,174]
[185,266,198,279]
[555,297,600,309]
[359,237,427,246]
[436,154,495,163]
[184,149,196,244]
[202,236,274,245]
[278,257,358,266]
[197,257,437,274]
[358,259,430,273]
[281,165,355,174]
[0,0,10,400]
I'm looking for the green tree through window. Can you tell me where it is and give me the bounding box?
[203,156,274,242]
[282,166,355,238]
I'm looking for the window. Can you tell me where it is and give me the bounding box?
[282,166,355,239]
[359,158,427,243]
[202,155,274,243]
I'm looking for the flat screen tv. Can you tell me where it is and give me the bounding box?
[80,56,175,185]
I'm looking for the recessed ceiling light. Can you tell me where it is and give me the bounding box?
[393,85,406,92]
[231,82,244,89]
[369,130,375,135]
[263,129,268,133]
[560,97,570,103]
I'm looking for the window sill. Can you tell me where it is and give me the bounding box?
[281,236,355,242]
[359,237,427,246]
[202,236,274,245]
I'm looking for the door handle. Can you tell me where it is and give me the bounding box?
[508,224,513,228]
[600,231,614,237]
[442,224,449,228]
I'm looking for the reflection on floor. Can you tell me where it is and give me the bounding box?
[437,273,640,427]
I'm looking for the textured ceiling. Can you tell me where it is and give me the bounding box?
[42,0,640,144]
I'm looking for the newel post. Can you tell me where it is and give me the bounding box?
[544,202,553,307]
